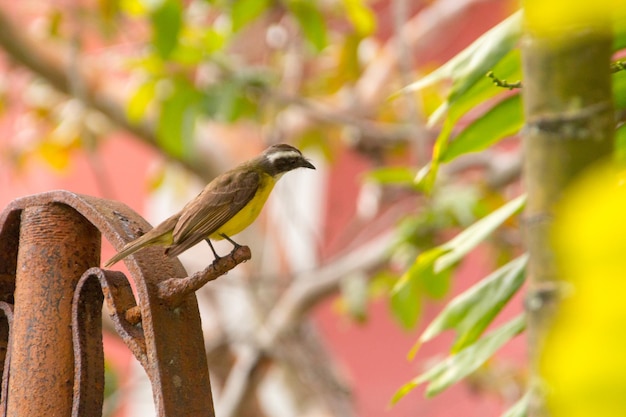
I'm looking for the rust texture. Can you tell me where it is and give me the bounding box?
[8,202,100,417]
[72,268,106,417]
[0,190,233,417]
[0,302,13,416]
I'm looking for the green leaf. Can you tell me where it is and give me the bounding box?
[391,195,525,325]
[415,115,455,193]
[501,391,531,417]
[157,80,202,158]
[419,254,528,352]
[444,49,522,125]
[390,11,521,206]
[288,0,328,52]
[434,194,526,273]
[202,77,260,122]
[391,314,526,403]
[415,49,520,188]
[391,247,450,329]
[425,314,525,396]
[366,166,416,186]
[231,0,271,32]
[422,262,452,299]
[336,34,362,84]
[613,68,626,110]
[150,0,182,59]
[397,11,522,97]
[447,14,521,103]
[127,80,156,122]
[390,272,422,330]
[441,94,523,163]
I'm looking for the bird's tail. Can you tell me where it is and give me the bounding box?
[104,231,170,267]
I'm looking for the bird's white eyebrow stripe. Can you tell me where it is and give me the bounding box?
[267,150,301,164]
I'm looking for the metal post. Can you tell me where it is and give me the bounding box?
[7,203,100,416]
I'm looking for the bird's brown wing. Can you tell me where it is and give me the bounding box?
[165,169,260,257]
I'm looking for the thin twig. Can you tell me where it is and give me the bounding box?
[393,0,429,165]
[487,71,522,90]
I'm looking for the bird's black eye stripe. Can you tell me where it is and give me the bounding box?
[274,157,300,172]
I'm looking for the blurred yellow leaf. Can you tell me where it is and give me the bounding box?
[37,140,75,172]
[342,0,376,37]
[544,164,626,417]
[525,0,623,36]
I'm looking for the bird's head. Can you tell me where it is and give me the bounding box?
[260,144,315,176]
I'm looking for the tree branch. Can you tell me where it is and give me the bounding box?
[216,229,395,416]
[0,8,217,180]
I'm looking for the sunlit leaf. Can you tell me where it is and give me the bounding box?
[37,140,74,171]
[231,0,271,32]
[391,247,450,329]
[434,194,526,273]
[337,34,362,84]
[415,118,453,193]
[421,263,451,299]
[425,314,525,397]
[201,77,261,122]
[150,0,182,59]
[391,314,525,403]
[157,80,201,158]
[199,28,226,54]
[392,195,524,327]
[120,0,147,16]
[367,166,416,186]
[443,49,522,126]
[343,0,376,36]
[288,0,328,52]
[418,254,527,353]
[397,11,522,97]
[415,49,522,188]
[127,80,156,122]
[390,271,422,330]
[441,94,523,163]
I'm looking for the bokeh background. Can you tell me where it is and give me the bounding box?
[0,1,526,416]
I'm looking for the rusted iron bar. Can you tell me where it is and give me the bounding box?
[72,268,106,416]
[0,302,13,416]
[7,203,100,417]
[71,267,145,416]
[0,191,219,417]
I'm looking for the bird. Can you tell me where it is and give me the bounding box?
[104,143,315,267]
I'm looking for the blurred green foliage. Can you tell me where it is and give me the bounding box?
[383,3,626,415]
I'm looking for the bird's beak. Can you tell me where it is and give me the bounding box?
[301,158,316,170]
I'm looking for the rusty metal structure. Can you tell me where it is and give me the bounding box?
[0,190,251,416]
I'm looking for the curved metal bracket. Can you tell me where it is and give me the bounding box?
[0,190,250,416]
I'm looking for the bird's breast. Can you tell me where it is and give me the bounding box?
[210,173,277,239]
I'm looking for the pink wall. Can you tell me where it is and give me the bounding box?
[0,1,524,416]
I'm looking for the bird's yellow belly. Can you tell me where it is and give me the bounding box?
[209,174,276,240]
